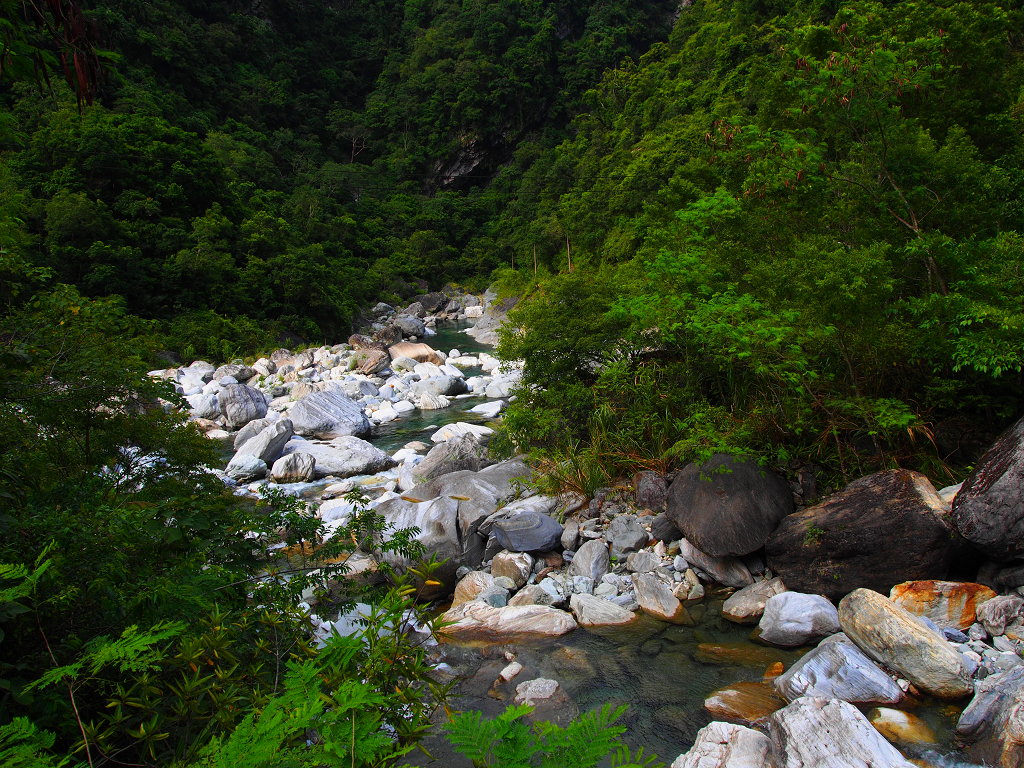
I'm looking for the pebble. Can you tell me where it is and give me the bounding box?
[500,662,524,682]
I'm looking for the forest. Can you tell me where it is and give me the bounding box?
[0,0,1023,764]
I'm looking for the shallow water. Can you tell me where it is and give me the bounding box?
[405,600,976,767]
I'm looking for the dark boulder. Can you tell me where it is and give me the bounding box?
[494,511,563,553]
[634,471,668,511]
[650,513,682,543]
[347,333,384,351]
[666,454,793,557]
[952,416,1024,561]
[957,666,1024,766]
[413,292,448,312]
[766,470,955,602]
[372,325,403,347]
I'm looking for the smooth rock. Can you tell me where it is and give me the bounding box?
[889,580,997,631]
[566,539,610,584]
[606,514,650,558]
[224,454,267,482]
[670,721,770,768]
[376,495,463,594]
[499,662,523,682]
[868,707,936,745]
[290,389,371,438]
[667,454,793,557]
[758,592,839,647]
[387,341,444,365]
[418,391,450,410]
[570,593,636,626]
[441,603,577,639]
[723,578,787,625]
[218,384,268,428]
[412,435,491,481]
[270,452,315,483]
[430,422,493,443]
[680,540,753,589]
[770,697,916,768]
[704,681,787,728]
[774,636,904,705]
[952,415,1024,560]
[494,512,563,553]
[561,518,580,551]
[838,588,973,699]
[508,584,556,607]
[766,469,955,601]
[233,417,275,450]
[633,573,693,624]
[234,419,293,465]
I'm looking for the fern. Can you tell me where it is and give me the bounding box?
[444,703,664,768]
[0,718,68,768]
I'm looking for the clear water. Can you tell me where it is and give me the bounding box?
[403,598,975,767]
[367,319,500,453]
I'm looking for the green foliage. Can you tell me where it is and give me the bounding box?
[444,703,663,768]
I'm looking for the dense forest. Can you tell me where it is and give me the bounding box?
[1,0,1024,764]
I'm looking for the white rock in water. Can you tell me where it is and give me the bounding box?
[225,454,267,482]
[670,721,771,768]
[514,678,559,704]
[290,389,370,438]
[271,452,316,484]
[418,391,450,410]
[759,592,840,647]
[499,661,523,682]
[441,603,576,639]
[469,400,504,418]
[430,422,494,442]
[774,635,904,705]
[770,697,916,768]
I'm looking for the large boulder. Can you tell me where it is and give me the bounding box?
[494,512,562,553]
[838,588,973,699]
[234,419,293,465]
[765,470,955,601]
[411,375,464,398]
[352,349,391,375]
[492,550,533,589]
[394,315,426,337]
[634,471,668,512]
[219,384,268,428]
[774,635,904,705]
[285,436,396,479]
[186,393,219,419]
[375,495,464,594]
[666,454,793,557]
[570,593,636,627]
[957,666,1024,766]
[452,571,495,609]
[290,389,371,438]
[952,415,1024,560]
[224,454,267,482]
[387,342,444,365]
[758,592,840,647]
[440,602,577,639]
[889,580,996,631]
[650,513,682,543]
[271,452,316,483]
[670,722,770,768]
[411,435,491,482]
[723,578,787,625]
[413,292,447,312]
[770,697,916,768]
[233,417,275,450]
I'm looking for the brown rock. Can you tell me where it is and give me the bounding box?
[766,470,956,601]
[387,341,444,365]
[890,580,996,631]
[704,681,787,728]
[352,348,391,375]
[348,333,385,351]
